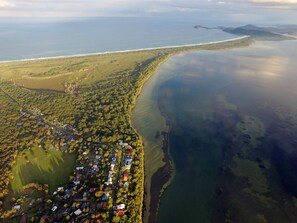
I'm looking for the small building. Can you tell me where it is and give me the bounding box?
[13,205,21,211]
[74,209,82,216]
[116,204,126,210]
[122,173,128,182]
[20,214,27,223]
[102,193,109,201]
[51,206,58,212]
[124,164,131,170]
[57,187,64,192]
[124,157,133,166]
[73,180,81,185]
[110,163,115,171]
[102,202,108,209]
[76,167,84,170]
[125,148,133,156]
[117,210,125,217]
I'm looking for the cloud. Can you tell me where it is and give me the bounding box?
[252,0,297,3]
[0,0,296,20]
[0,0,15,7]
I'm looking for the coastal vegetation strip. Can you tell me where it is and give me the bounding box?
[0,36,253,222]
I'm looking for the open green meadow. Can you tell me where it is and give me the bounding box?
[11,146,77,193]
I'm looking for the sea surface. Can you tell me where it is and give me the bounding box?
[132,39,297,223]
[0,17,237,61]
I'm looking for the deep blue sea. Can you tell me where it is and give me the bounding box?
[0,17,237,61]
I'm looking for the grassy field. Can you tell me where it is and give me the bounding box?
[10,146,77,193]
[0,51,166,91]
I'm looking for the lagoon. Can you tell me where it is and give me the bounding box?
[133,39,297,222]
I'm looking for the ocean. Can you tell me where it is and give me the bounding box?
[0,17,237,61]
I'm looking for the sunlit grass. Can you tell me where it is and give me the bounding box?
[11,146,76,193]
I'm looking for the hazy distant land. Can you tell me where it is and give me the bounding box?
[195,24,297,41]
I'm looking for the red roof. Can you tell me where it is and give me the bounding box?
[122,173,128,181]
[125,148,133,155]
[117,210,125,217]
[20,214,27,223]
[101,202,108,209]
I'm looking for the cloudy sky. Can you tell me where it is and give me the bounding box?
[0,0,296,24]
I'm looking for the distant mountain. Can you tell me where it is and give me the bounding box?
[194,24,297,41]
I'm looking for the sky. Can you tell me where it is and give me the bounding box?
[0,0,296,24]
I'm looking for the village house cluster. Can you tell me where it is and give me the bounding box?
[11,138,135,223]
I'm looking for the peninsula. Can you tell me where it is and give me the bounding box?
[195,24,297,41]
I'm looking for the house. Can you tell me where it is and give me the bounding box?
[73,180,81,185]
[110,163,115,171]
[102,194,108,201]
[20,214,27,223]
[101,202,108,209]
[124,164,131,170]
[122,143,128,147]
[57,187,64,192]
[124,157,133,166]
[76,167,84,171]
[13,205,21,211]
[122,173,128,182]
[74,209,82,216]
[89,188,96,193]
[123,182,129,188]
[125,148,133,156]
[51,206,58,212]
[116,204,125,210]
[81,203,88,209]
[117,210,125,217]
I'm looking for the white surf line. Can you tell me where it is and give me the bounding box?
[273,32,297,39]
[0,35,250,64]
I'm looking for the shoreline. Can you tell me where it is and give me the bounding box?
[130,36,254,223]
[0,36,249,64]
[148,124,176,223]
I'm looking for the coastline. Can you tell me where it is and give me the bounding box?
[130,35,254,223]
[0,36,250,64]
[148,125,176,223]
[0,35,254,223]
